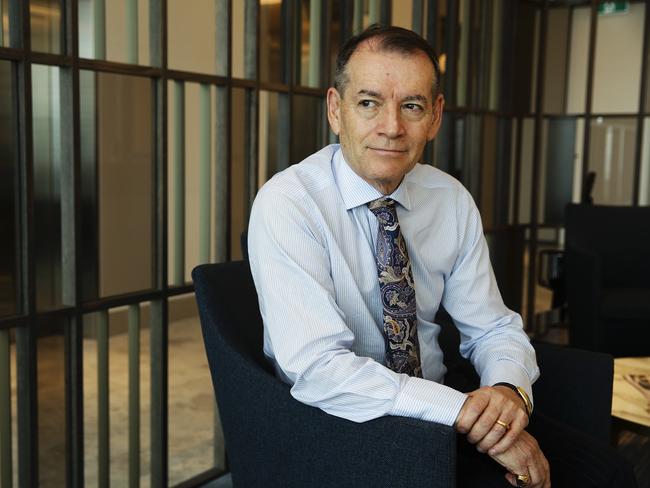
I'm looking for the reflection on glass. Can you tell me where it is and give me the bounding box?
[168,294,224,484]
[231,0,245,78]
[640,118,650,206]
[37,326,66,487]
[80,72,154,298]
[518,118,535,225]
[540,118,578,225]
[566,6,590,114]
[232,0,256,79]
[542,7,570,114]
[291,95,325,164]
[588,117,636,205]
[260,0,285,83]
[328,0,342,87]
[78,0,151,64]
[32,65,63,311]
[456,0,470,107]
[258,90,289,184]
[480,117,513,229]
[30,0,62,53]
[592,2,645,114]
[0,61,17,317]
[230,88,253,260]
[168,0,217,74]
[0,0,6,47]
[168,82,222,284]
[391,0,413,29]
[297,0,322,87]
[82,309,152,487]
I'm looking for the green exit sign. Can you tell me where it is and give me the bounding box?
[599,1,629,15]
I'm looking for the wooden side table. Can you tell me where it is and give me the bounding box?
[612,357,650,438]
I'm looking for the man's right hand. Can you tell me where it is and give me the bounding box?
[489,430,551,488]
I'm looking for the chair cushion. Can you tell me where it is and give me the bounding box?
[600,288,650,320]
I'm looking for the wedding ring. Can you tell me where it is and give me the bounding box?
[495,419,510,431]
[516,473,530,487]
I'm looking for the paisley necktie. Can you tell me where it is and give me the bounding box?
[368,197,422,377]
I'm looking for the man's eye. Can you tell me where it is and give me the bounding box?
[359,100,376,108]
[404,103,423,112]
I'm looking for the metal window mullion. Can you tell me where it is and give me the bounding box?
[62,0,86,485]
[215,86,228,263]
[0,329,11,488]
[128,304,140,488]
[199,83,212,264]
[94,0,106,59]
[172,81,185,285]
[150,0,169,481]
[149,299,168,488]
[632,1,650,205]
[412,0,424,35]
[308,0,322,88]
[0,0,3,46]
[525,0,548,331]
[244,0,257,80]
[126,0,139,64]
[368,0,380,24]
[579,1,598,201]
[16,0,39,485]
[97,310,110,488]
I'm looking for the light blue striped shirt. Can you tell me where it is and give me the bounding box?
[248,144,539,426]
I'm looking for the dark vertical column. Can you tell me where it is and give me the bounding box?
[150,0,169,486]
[62,0,85,486]
[580,1,598,201]
[633,0,649,205]
[15,0,39,485]
[525,0,549,330]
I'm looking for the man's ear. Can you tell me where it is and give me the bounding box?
[327,87,342,136]
[427,94,445,141]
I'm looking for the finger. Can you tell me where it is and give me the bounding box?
[488,412,529,455]
[455,394,489,434]
[466,400,503,444]
[504,472,519,487]
[476,420,509,453]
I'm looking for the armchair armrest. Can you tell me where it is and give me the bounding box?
[532,341,613,443]
[212,336,456,487]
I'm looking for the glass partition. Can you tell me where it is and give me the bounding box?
[30,0,63,53]
[588,117,637,205]
[32,64,63,311]
[80,71,154,299]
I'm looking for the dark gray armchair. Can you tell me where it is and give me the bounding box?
[565,203,650,356]
[193,260,615,487]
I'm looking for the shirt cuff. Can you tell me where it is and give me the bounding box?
[389,375,468,427]
[480,360,534,405]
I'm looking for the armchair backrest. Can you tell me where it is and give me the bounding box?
[565,203,650,287]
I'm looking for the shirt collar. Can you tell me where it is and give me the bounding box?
[333,147,413,211]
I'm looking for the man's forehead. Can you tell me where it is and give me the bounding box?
[344,46,436,99]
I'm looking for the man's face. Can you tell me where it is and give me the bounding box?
[327,43,444,195]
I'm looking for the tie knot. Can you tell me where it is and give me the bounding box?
[368,198,398,226]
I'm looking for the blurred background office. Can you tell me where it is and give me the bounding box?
[0,0,648,487]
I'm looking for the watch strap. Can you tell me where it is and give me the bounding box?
[493,382,533,417]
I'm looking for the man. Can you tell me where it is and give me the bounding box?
[248,25,635,487]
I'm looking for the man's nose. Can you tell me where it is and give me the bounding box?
[377,105,404,139]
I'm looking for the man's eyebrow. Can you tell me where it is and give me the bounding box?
[356,89,382,98]
[403,95,429,104]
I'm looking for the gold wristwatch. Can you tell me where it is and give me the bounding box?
[494,382,533,418]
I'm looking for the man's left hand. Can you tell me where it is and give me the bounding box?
[454,385,529,455]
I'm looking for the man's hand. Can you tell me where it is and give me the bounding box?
[454,385,529,455]
[490,430,550,488]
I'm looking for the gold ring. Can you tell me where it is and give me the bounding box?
[495,419,510,431]
[516,473,530,487]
